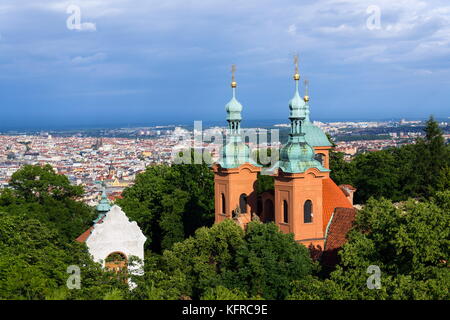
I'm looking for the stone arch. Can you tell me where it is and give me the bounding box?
[304,200,313,223]
[105,251,128,272]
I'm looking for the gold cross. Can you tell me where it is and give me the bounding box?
[294,54,299,74]
[231,64,236,82]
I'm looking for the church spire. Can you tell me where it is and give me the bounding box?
[288,54,305,135]
[96,182,111,214]
[231,64,237,89]
[303,79,310,102]
[220,65,258,169]
[294,54,300,81]
[278,57,328,174]
[225,64,243,135]
[302,79,311,122]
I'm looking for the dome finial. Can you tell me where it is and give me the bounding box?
[304,79,310,102]
[293,53,300,81]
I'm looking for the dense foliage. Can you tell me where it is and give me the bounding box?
[128,220,315,300]
[116,156,215,253]
[0,164,95,242]
[288,192,450,300]
[330,116,450,203]
[0,209,128,300]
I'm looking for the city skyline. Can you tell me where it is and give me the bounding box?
[1,1,450,129]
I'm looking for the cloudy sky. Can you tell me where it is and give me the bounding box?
[0,0,449,129]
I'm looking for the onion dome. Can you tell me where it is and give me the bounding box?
[96,185,111,213]
[219,65,259,169]
[278,58,329,173]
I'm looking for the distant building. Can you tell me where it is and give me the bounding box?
[212,62,357,265]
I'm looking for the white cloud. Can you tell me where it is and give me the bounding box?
[287,24,297,35]
[2,0,450,76]
[71,52,106,64]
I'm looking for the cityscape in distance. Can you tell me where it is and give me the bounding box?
[0,0,449,307]
[1,118,448,206]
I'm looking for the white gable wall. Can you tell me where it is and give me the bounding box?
[86,205,146,270]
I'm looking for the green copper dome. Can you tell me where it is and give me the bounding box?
[219,138,256,168]
[96,187,111,213]
[226,95,243,121]
[280,138,315,161]
[277,74,329,174]
[289,81,305,119]
[278,135,328,173]
[218,72,260,169]
[302,102,332,147]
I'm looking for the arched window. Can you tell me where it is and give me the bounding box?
[105,252,127,272]
[283,200,289,223]
[239,194,247,213]
[221,193,226,214]
[264,199,274,222]
[314,153,325,166]
[304,200,313,223]
[257,196,263,215]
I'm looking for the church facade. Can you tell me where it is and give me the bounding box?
[76,186,146,280]
[212,62,356,251]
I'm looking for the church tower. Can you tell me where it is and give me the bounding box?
[213,65,261,226]
[301,80,333,169]
[274,56,331,248]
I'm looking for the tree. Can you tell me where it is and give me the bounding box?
[329,150,355,187]
[117,158,214,253]
[328,116,449,203]
[157,220,315,300]
[0,165,95,242]
[413,116,450,197]
[352,150,401,203]
[235,222,316,299]
[289,194,450,300]
[201,286,252,300]
[160,219,245,299]
[8,164,83,201]
[0,213,127,300]
[255,173,274,194]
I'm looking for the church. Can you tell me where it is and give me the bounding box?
[76,185,146,281]
[212,60,357,262]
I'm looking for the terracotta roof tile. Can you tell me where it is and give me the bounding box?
[75,216,106,243]
[322,178,353,232]
[339,184,357,191]
[322,207,357,267]
[75,226,94,243]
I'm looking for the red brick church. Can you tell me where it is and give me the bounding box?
[212,61,357,264]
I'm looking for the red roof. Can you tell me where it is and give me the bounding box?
[75,226,94,243]
[322,207,357,267]
[339,184,356,191]
[322,178,353,232]
[75,216,106,243]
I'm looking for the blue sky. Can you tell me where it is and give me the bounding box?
[0,0,449,129]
